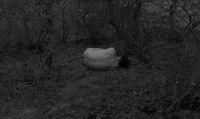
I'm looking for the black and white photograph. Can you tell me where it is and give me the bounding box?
[0,0,200,119]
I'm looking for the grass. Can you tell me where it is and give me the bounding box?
[0,33,200,119]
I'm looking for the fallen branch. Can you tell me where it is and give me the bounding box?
[165,89,192,112]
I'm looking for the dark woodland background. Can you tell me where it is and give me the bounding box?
[0,0,200,119]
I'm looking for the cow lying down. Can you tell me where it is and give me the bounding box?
[83,47,130,70]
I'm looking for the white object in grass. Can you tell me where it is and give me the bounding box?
[83,47,130,70]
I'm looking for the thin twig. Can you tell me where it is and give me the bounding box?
[165,89,191,112]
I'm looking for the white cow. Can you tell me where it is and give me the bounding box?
[83,47,130,70]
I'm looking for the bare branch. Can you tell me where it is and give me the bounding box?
[182,1,192,32]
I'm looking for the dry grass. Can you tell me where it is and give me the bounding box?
[1,34,200,119]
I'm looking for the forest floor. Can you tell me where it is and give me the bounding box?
[0,42,200,119]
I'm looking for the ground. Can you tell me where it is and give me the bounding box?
[0,42,200,119]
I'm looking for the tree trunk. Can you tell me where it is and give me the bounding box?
[106,0,129,56]
[43,0,54,52]
[62,10,66,43]
[24,18,30,41]
[169,0,178,32]
[132,0,142,39]
[127,0,142,56]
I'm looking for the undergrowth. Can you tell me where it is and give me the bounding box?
[0,29,200,119]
